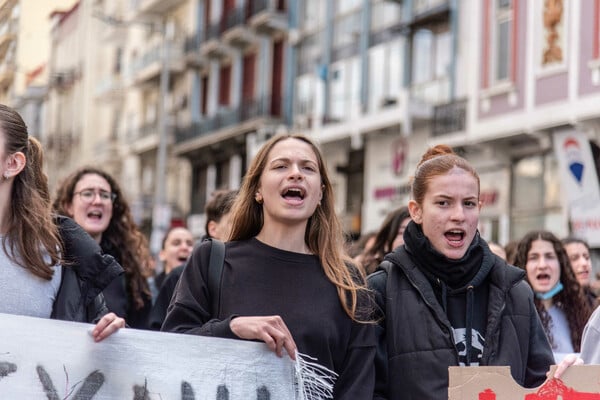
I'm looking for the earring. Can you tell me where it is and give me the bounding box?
[255,193,263,204]
[3,172,8,180]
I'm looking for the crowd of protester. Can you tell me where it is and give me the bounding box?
[0,103,599,399]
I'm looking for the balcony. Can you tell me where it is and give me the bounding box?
[432,99,467,136]
[221,7,255,48]
[409,0,450,27]
[131,121,160,154]
[200,22,229,58]
[95,74,125,100]
[410,76,450,106]
[247,0,287,34]
[129,39,185,86]
[184,34,206,68]
[128,0,188,22]
[175,96,275,144]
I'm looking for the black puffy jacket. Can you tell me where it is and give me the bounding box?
[51,216,123,323]
[368,246,554,400]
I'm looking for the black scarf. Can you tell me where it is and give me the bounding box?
[403,220,494,366]
[403,220,484,290]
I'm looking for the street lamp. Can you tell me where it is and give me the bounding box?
[150,18,173,255]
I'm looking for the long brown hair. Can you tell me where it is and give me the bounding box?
[53,167,151,309]
[0,104,62,279]
[513,230,592,352]
[228,133,369,321]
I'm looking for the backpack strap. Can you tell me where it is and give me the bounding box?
[207,239,225,317]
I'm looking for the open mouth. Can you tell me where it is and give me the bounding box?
[177,255,189,263]
[282,187,305,200]
[536,273,552,282]
[87,210,103,220]
[445,230,465,242]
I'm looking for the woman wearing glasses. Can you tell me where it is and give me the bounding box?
[54,167,153,329]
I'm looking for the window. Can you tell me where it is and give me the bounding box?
[328,57,360,121]
[510,153,563,240]
[368,40,403,111]
[301,0,326,31]
[371,1,403,29]
[333,10,361,49]
[411,25,451,103]
[335,0,362,15]
[491,0,513,84]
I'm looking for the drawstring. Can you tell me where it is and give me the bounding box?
[465,285,474,366]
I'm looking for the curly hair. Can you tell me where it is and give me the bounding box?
[0,104,62,279]
[228,133,370,322]
[513,230,592,352]
[53,167,151,309]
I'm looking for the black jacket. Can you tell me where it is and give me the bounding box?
[368,246,554,400]
[51,216,123,323]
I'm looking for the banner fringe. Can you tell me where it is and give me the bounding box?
[294,351,338,400]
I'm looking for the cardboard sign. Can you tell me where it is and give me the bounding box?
[449,366,600,400]
[0,313,300,399]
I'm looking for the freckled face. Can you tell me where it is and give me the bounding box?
[257,138,323,230]
[525,239,561,294]
[409,167,481,259]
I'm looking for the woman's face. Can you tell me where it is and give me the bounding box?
[67,173,114,242]
[159,227,194,273]
[257,138,323,230]
[525,239,561,294]
[409,167,481,259]
[564,242,592,287]
[391,217,411,250]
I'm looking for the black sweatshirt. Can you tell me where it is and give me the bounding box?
[162,238,376,399]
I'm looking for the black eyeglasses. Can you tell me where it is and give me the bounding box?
[73,189,117,203]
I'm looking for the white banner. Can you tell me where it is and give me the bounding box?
[0,313,308,399]
[553,130,600,246]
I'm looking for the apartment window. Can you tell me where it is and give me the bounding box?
[294,74,317,117]
[371,1,403,30]
[411,26,451,103]
[219,65,231,106]
[329,57,360,121]
[368,40,403,111]
[335,0,361,15]
[491,0,513,84]
[300,0,326,31]
[510,153,562,240]
[333,10,361,49]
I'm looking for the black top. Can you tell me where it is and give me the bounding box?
[162,238,376,399]
[147,264,184,330]
[101,239,152,329]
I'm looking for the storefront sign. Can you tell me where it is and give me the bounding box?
[553,130,600,246]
